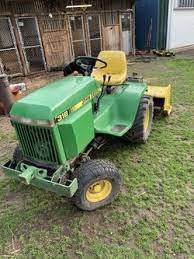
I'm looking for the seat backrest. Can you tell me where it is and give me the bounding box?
[95,51,127,74]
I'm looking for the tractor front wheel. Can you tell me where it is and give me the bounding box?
[71,159,121,211]
[124,95,154,143]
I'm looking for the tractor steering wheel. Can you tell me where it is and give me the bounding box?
[75,56,107,75]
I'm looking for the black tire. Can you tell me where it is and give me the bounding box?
[71,159,121,211]
[13,145,23,164]
[124,95,154,143]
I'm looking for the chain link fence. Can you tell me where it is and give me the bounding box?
[17,17,45,73]
[0,18,22,75]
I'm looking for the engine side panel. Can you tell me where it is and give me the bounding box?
[58,102,94,160]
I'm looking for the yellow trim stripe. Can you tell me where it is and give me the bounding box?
[55,89,100,123]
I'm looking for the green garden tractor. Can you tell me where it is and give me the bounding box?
[1,51,172,211]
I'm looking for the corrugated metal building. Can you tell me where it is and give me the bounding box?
[135,0,169,50]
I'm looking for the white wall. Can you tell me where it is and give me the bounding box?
[167,0,194,49]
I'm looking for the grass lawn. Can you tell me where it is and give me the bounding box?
[0,56,193,258]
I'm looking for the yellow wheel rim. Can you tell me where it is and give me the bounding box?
[86,180,112,203]
[144,108,150,132]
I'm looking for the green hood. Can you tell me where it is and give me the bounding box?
[10,76,99,121]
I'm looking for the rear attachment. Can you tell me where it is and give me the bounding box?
[147,84,172,116]
[127,74,172,116]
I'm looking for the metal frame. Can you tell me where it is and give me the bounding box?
[178,0,194,8]
[68,15,87,58]
[102,10,121,26]
[2,161,78,198]
[119,12,133,54]
[86,14,102,56]
[16,16,46,73]
[0,17,23,76]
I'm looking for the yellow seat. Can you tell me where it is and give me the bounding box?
[92,51,127,86]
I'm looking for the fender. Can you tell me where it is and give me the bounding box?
[94,82,147,136]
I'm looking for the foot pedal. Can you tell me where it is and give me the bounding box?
[111,124,127,133]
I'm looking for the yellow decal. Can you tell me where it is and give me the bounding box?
[54,89,100,123]
[55,111,69,123]
[69,101,83,113]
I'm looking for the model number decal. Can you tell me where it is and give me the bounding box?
[54,89,100,123]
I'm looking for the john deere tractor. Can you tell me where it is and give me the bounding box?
[1,51,172,211]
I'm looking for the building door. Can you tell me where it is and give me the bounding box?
[103,25,120,51]
[16,17,46,73]
[120,13,132,55]
[69,14,102,58]
[87,15,102,57]
[0,17,22,75]
[69,15,87,57]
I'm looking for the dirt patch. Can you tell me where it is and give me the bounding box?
[0,117,15,163]
[0,141,16,157]
[81,211,106,231]
[151,242,164,257]
[131,208,156,225]
[131,154,142,164]
[4,190,24,211]
[0,116,16,163]
[0,170,5,179]
[186,181,194,195]
[11,71,63,94]
[176,48,194,58]
[0,116,13,135]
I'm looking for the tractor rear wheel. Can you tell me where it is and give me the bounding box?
[71,159,121,211]
[124,95,154,143]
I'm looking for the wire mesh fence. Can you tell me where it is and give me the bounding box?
[24,47,45,72]
[17,17,46,73]
[0,49,22,75]
[0,18,22,75]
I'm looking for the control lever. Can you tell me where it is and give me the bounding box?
[106,75,113,94]
[108,75,111,84]
[103,74,107,84]
[95,74,107,112]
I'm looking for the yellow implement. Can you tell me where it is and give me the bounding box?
[147,84,172,116]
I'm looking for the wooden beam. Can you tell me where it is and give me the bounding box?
[9,14,28,75]
[0,58,5,74]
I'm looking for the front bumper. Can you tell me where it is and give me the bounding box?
[1,161,78,198]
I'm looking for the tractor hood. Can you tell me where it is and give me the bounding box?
[10,76,99,121]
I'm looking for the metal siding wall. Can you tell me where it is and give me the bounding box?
[135,0,146,49]
[135,0,159,50]
[157,0,169,49]
[148,0,159,49]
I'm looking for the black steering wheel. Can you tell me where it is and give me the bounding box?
[75,56,107,75]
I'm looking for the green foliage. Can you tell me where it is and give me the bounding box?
[0,57,193,257]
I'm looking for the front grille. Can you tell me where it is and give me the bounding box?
[14,122,59,164]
